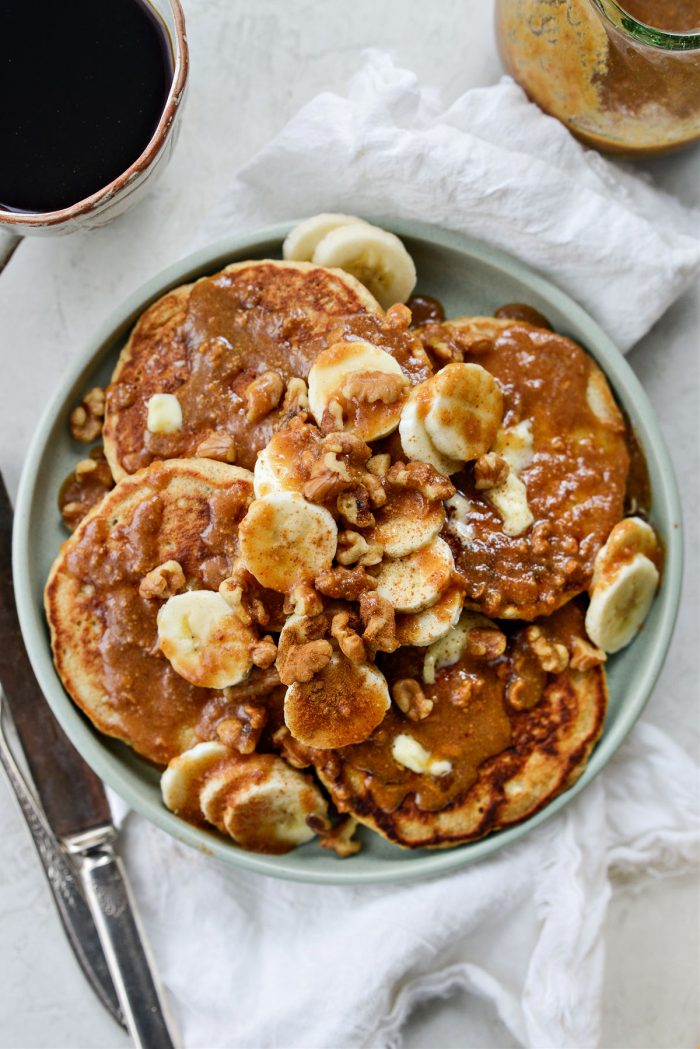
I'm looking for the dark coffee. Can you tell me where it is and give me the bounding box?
[0,0,174,213]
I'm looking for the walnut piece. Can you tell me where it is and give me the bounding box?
[361,472,387,508]
[341,370,409,405]
[315,565,377,601]
[139,560,186,600]
[474,452,509,491]
[195,432,237,463]
[219,579,252,625]
[337,487,375,527]
[526,626,570,674]
[244,371,285,423]
[283,583,324,617]
[272,726,314,769]
[277,638,333,686]
[391,678,434,721]
[336,530,370,566]
[465,626,507,661]
[387,461,455,501]
[331,611,367,665]
[250,635,277,669]
[217,705,267,754]
[322,431,371,464]
[303,472,351,503]
[359,592,399,653]
[366,453,391,477]
[281,377,310,415]
[319,816,362,858]
[70,387,105,443]
[385,303,412,331]
[570,636,606,672]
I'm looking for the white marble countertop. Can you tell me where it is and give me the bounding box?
[0,2,698,1047]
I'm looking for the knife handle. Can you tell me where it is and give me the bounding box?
[65,828,180,1049]
[0,697,126,1030]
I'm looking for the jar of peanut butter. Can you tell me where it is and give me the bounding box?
[495,0,700,154]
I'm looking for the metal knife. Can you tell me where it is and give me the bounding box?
[0,471,180,1048]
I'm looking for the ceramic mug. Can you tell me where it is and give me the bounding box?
[0,0,188,266]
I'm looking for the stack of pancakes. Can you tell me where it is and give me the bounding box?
[46,257,634,853]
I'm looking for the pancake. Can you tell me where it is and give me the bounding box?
[418,316,630,620]
[103,260,432,480]
[45,457,286,765]
[311,602,607,848]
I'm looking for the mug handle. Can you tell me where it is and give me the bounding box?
[0,229,21,274]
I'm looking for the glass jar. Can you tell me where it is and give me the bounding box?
[495,0,700,154]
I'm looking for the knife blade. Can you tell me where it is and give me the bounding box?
[0,471,179,1048]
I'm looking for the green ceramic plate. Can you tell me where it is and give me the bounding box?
[13,220,682,884]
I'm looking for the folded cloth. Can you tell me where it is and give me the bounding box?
[196,51,700,352]
[114,53,699,1048]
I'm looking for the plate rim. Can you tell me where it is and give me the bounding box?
[13,218,683,885]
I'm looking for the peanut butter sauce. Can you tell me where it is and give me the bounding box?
[108,264,430,475]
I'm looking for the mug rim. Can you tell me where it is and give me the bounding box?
[0,0,189,229]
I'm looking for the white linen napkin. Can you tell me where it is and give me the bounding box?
[114,53,699,1048]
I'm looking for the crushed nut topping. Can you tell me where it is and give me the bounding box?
[531,521,553,555]
[244,371,284,423]
[474,452,510,491]
[283,583,324,617]
[526,626,570,674]
[366,453,391,477]
[250,635,277,669]
[70,387,105,443]
[336,530,370,566]
[391,678,434,721]
[322,431,372,464]
[361,471,387,508]
[331,611,367,665]
[281,377,310,415]
[465,626,507,661]
[341,370,409,405]
[139,560,186,600]
[321,450,352,481]
[315,565,377,601]
[303,471,351,503]
[277,638,333,686]
[359,592,399,653]
[569,636,606,671]
[449,676,483,708]
[387,460,455,501]
[318,815,362,857]
[217,705,267,754]
[272,726,314,769]
[195,432,237,463]
[337,487,375,527]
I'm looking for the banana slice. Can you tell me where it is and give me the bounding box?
[161,741,230,816]
[157,591,258,689]
[283,213,368,262]
[424,363,503,462]
[399,388,461,476]
[374,536,454,613]
[285,653,390,748]
[312,223,417,310]
[369,485,445,558]
[253,436,304,498]
[395,585,464,647]
[307,340,409,441]
[592,516,659,588]
[200,754,328,853]
[585,553,659,653]
[239,493,337,592]
[392,734,452,777]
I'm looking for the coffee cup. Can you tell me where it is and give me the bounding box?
[0,0,188,266]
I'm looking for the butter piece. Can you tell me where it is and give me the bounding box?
[147,393,183,434]
[392,733,452,776]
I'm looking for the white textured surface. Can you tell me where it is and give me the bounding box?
[0,2,698,1047]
